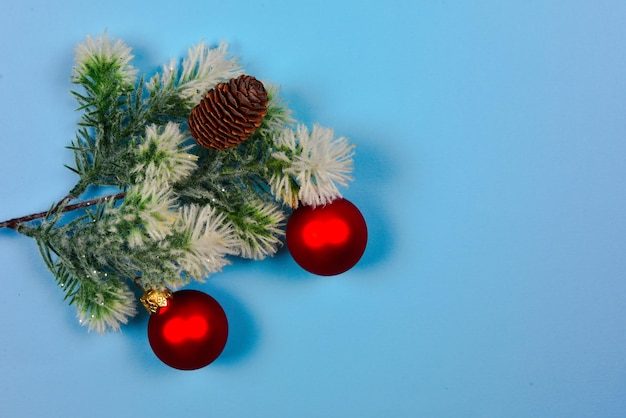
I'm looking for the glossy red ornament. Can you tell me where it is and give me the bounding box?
[286,198,367,276]
[147,290,228,370]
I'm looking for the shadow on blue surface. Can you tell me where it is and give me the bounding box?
[207,285,259,365]
[350,137,397,270]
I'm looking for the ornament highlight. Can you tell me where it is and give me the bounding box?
[146,289,229,370]
[286,198,367,276]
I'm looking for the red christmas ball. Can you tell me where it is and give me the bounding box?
[286,198,367,276]
[147,290,228,370]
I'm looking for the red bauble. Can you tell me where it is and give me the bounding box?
[286,198,367,276]
[147,290,228,370]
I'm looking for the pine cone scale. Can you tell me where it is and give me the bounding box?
[236,92,252,108]
[224,90,238,108]
[188,74,269,150]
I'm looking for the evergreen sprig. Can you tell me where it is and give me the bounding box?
[1,31,356,333]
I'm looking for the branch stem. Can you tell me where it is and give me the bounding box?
[0,192,126,230]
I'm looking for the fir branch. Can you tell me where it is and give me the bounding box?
[67,80,192,195]
[2,32,358,333]
[0,193,126,230]
[227,198,286,260]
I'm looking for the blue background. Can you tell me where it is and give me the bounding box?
[1,1,625,417]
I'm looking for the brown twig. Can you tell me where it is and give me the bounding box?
[0,192,127,230]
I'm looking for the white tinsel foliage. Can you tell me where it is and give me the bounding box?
[132,122,199,185]
[20,31,357,333]
[270,124,355,208]
[230,199,287,260]
[169,204,240,281]
[146,40,244,106]
[71,30,138,89]
[74,277,137,334]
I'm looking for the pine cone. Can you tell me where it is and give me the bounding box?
[188,75,269,150]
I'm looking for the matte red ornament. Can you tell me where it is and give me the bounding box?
[147,289,228,370]
[286,198,367,276]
